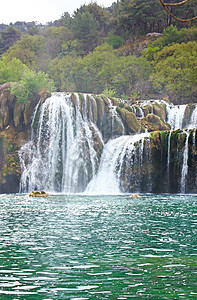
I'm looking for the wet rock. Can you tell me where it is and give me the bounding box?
[141,113,171,132]
[152,102,167,120]
[129,193,141,198]
[28,190,50,197]
[117,107,143,134]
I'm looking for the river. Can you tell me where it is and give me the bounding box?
[0,194,196,299]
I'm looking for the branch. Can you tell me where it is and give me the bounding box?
[162,0,191,6]
[159,0,197,22]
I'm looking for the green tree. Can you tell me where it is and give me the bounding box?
[0,27,21,55]
[74,3,110,35]
[47,43,152,97]
[116,0,165,37]
[42,27,74,59]
[71,10,99,54]
[4,34,45,69]
[0,56,28,84]
[59,12,72,27]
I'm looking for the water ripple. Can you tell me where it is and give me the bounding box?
[0,194,196,299]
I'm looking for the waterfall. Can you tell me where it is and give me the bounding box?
[167,131,172,188]
[108,98,125,136]
[18,93,197,194]
[130,100,197,131]
[19,93,104,193]
[188,106,197,129]
[180,132,189,193]
[132,105,144,118]
[85,133,150,195]
[138,107,145,118]
[166,104,187,130]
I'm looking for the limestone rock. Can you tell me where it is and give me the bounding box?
[152,102,167,120]
[28,190,50,197]
[117,107,143,134]
[141,113,171,132]
[0,83,15,130]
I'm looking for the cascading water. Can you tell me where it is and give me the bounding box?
[19,93,105,193]
[132,99,197,130]
[19,93,126,193]
[181,131,190,193]
[19,93,197,194]
[108,98,125,136]
[167,130,172,188]
[166,104,187,130]
[85,133,150,195]
[188,106,197,129]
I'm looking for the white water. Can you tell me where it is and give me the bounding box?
[167,131,172,188]
[131,100,197,131]
[181,132,190,193]
[19,93,127,193]
[19,94,197,194]
[166,104,187,130]
[108,98,125,136]
[188,106,197,129]
[19,93,103,193]
[86,133,150,195]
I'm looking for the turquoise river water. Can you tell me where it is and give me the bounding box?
[0,194,196,299]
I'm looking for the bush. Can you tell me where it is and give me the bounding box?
[0,56,27,84]
[11,69,55,103]
[107,35,124,49]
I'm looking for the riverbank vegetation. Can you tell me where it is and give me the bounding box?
[0,0,196,104]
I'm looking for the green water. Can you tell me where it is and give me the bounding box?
[0,194,196,299]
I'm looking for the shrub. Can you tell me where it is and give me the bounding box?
[11,69,55,103]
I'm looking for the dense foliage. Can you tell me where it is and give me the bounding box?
[0,55,55,103]
[11,70,55,103]
[150,41,197,102]
[0,1,196,103]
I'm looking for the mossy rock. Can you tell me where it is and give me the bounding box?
[125,105,133,112]
[13,102,25,128]
[95,96,105,121]
[177,131,187,145]
[152,103,167,121]
[151,130,161,140]
[160,130,168,142]
[182,103,196,128]
[101,95,110,107]
[2,153,21,179]
[78,93,84,113]
[0,107,9,130]
[109,97,119,107]
[116,107,142,134]
[119,102,125,108]
[0,83,15,130]
[71,93,78,107]
[142,105,152,116]
[141,113,171,132]
[88,95,98,124]
[24,94,40,126]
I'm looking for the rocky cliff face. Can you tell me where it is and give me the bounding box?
[0,89,196,194]
[0,83,49,193]
[118,130,197,194]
